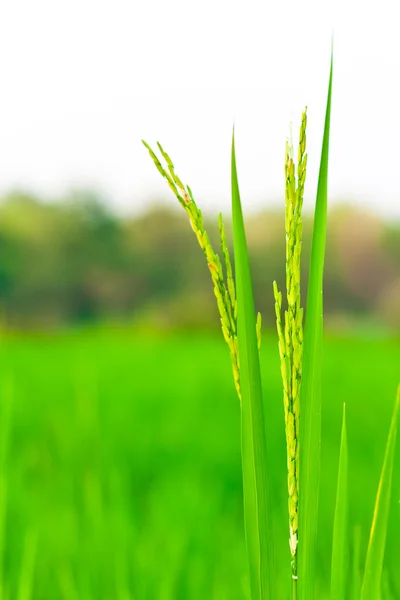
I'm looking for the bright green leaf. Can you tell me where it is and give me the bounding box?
[231,131,275,600]
[298,52,333,600]
[331,404,348,600]
[351,526,362,600]
[360,386,400,600]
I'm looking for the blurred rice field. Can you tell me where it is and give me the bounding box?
[0,330,399,598]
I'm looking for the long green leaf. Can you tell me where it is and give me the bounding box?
[231,131,275,599]
[0,375,14,599]
[298,53,333,600]
[351,526,362,600]
[17,530,37,600]
[360,386,400,600]
[331,404,348,600]
[381,570,395,600]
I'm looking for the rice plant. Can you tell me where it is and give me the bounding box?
[143,52,400,599]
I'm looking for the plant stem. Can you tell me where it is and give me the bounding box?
[292,556,298,600]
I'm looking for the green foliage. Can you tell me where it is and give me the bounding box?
[142,140,241,397]
[0,191,399,331]
[0,43,398,600]
[298,55,333,600]
[17,530,36,600]
[0,332,398,597]
[331,405,348,600]
[144,53,400,600]
[360,388,400,600]
[351,526,362,600]
[273,109,307,579]
[231,134,275,599]
[0,376,13,599]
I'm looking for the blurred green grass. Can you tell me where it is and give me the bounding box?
[0,330,399,598]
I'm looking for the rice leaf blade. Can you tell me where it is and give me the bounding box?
[0,376,13,599]
[231,131,275,599]
[331,404,348,600]
[360,386,400,600]
[351,526,362,600]
[298,53,333,600]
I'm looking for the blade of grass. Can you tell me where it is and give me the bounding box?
[17,530,37,600]
[0,375,14,599]
[231,130,275,599]
[381,570,394,600]
[360,386,400,600]
[58,563,79,600]
[331,404,348,600]
[298,51,333,600]
[351,526,362,600]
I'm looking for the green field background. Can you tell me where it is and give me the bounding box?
[0,330,399,598]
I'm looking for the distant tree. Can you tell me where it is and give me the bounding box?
[0,192,398,331]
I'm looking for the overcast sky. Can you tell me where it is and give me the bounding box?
[0,0,399,219]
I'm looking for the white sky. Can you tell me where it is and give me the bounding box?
[0,0,399,219]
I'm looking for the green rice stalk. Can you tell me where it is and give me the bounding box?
[142,140,242,399]
[273,110,307,578]
[58,564,79,600]
[297,52,333,600]
[144,137,275,598]
[351,526,362,600]
[360,385,400,600]
[17,530,37,600]
[331,404,348,600]
[115,553,132,600]
[256,312,262,351]
[0,376,14,597]
[232,131,276,599]
[381,570,394,600]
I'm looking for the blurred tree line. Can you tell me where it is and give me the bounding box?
[0,190,399,332]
